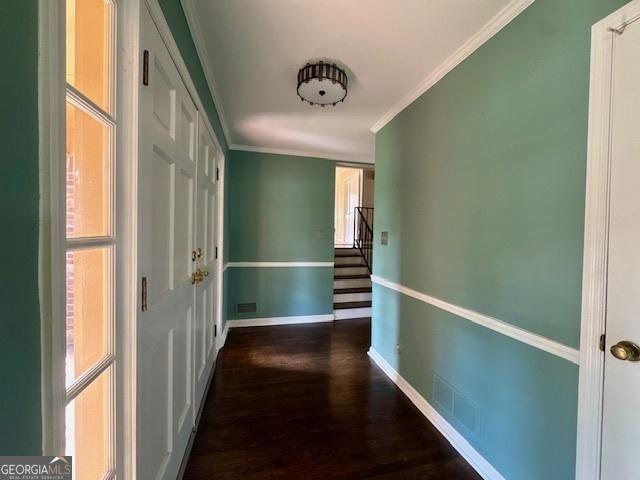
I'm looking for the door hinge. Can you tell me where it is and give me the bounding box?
[141,276,148,311]
[215,246,218,259]
[599,334,606,352]
[214,324,217,337]
[216,167,219,181]
[142,50,149,86]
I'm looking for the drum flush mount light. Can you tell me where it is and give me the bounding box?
[297,61,348,107]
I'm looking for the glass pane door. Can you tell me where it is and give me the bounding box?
[64,0,116,477]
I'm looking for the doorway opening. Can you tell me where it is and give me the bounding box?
[334,166,374,248]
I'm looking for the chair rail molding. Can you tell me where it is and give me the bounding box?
[371,275,580,365]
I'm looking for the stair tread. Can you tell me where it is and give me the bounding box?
[334,301,372,309]
[333,287,372,294]
[334,274,371,280]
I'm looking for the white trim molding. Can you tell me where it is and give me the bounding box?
[371,275,579,365]
[370,0,536,133]
[146,0,226,157]
[368,348,505,480]
[229,314,334,328]
[576,3,640,479]
[226,261,334,268]
[229,143,374,165]
[38,0,66,455]
[221,322,230,347]
[179,0,232,147]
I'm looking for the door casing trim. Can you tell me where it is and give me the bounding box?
[577,2,640,479]
[38,0,141,477]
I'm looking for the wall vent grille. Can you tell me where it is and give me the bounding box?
[237,302,257,314]
[433,373,481,438]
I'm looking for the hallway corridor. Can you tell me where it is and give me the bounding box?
[183,319,480,479]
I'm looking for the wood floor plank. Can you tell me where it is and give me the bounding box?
[183,319,481,479]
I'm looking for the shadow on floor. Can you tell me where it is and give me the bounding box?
[182,319,480,480]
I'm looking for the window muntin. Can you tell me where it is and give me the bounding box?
[64,247,111,387]
[65,100,112,239]
[63,0,116,476]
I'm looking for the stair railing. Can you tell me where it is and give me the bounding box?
[353,207,374,273]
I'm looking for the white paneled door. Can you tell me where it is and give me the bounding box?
[601,15,640,480]
[138,7,219,479]
[193,118,219,415]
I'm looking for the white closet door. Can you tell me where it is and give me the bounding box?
[193,115,219,415]
[138,7,197,479]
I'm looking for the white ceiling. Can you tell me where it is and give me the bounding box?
[182,0,520,163]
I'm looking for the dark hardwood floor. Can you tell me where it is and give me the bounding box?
[183,319,481,479]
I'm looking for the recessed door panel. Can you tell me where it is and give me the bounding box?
[208,193,216,262]
[153,60,174,135]
[150,149,174,301]
[174,168,193,283]
[174,308,192,433]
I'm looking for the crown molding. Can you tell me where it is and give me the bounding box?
[370,0,536,133]
[229,143,375,164]
[181,0,233,147]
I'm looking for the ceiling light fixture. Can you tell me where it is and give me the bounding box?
[297,61,348,107]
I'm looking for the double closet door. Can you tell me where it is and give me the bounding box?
[137,7,219,479]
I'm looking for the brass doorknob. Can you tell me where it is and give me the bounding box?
[610,341,640,362]
[191,269,204,285]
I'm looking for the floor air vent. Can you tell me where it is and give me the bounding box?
[433,373,480,438]
[237,302,257,314]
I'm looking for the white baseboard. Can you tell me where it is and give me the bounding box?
[368,348,505,480]
[228,314,335,328]
[221,321,229,346]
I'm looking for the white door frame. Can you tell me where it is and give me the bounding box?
[39,0,225,477]
[576,2,640,479]
[38,0,141,476]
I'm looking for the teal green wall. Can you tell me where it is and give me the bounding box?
[229,151,334,262]
[227,151,335,320]
[157,0,228,152]
[373,286,578,480]
[228,267,333,320]
[0,0,42,454]
[372,0,626,478]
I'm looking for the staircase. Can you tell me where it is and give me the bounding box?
[333,247,372,320]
